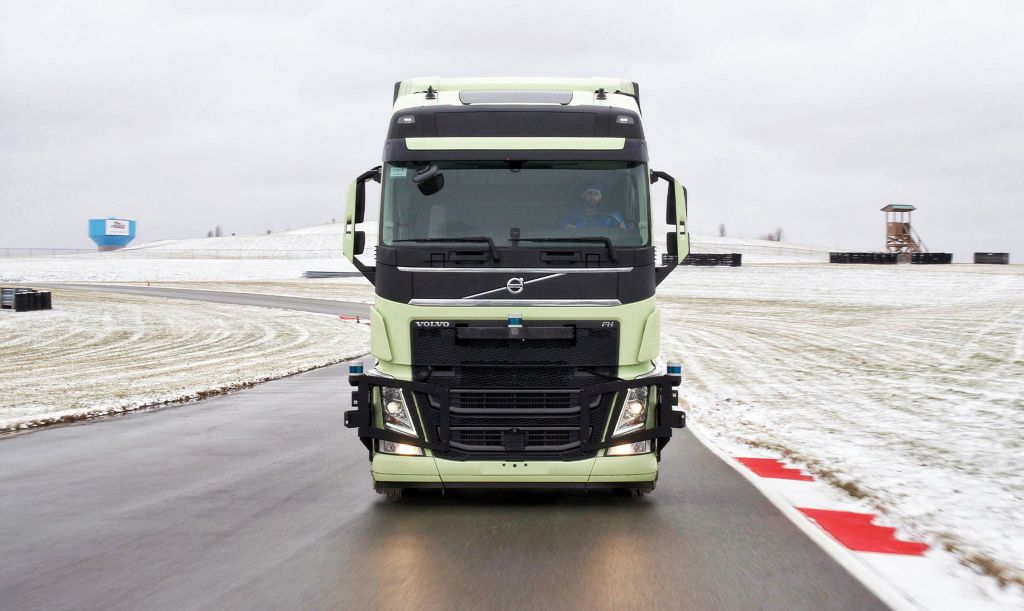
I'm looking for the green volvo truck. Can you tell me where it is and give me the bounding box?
[342,77,690,498]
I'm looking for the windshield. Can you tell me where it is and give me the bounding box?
[381,161,650,247]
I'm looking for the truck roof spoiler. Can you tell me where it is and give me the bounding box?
[393,77,640,112]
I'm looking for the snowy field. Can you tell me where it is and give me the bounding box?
[0,222,835,284]
[3,223,1021,596]
[659,264,1024,596]
[117,278,376,304]
[0,257,352,283]
[0,290,368,432]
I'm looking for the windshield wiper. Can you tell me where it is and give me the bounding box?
[510,236,616,262]
[392,236,500,262]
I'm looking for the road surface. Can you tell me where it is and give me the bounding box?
[0,287,885,610]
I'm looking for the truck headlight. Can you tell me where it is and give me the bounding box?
[381,387,417,437]
[612,387,648,437]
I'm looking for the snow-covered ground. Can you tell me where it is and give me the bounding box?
[659,263,1024,598]
[0,289,368,432]
[0,221,834,283]
[117,278,376,304]
[0,257,352,282]
[4,221,1020,599]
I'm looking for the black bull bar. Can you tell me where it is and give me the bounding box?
[343,373,685,457]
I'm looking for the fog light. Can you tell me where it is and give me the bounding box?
[607,440,651,456]
[379,440,424,456]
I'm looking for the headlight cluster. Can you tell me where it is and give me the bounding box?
[612,386,648,437]
[382,387,416,436]
[378,387,424,456]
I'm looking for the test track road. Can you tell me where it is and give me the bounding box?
[0,286,885,610]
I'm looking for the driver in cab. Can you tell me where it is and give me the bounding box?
[562,186,626,229]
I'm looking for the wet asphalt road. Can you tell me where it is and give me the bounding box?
[0,288,886,610]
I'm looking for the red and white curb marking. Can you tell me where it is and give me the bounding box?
[691,429,1020,610]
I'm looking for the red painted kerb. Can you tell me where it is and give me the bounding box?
[736,457,814,481]
[798,508,929,555]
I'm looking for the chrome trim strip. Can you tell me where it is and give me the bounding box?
[396,267,634,274]
[462,273,564,299]
[408,299,622,307]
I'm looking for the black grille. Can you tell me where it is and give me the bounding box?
[449,428,581,451]
[452,390,576,411]
[415,386,616,460]
[409,320,619,460]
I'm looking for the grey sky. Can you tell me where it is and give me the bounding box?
[2,1,1022,259]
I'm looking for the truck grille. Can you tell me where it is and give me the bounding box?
[409,319,619,460]
[451,389,576,411]
[416,387,615,459]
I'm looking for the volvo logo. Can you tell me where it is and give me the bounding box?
[414,321,450,327]
[506,277,525,295]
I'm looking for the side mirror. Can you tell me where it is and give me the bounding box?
[672,180,689,261]
[651,170,690,270]
[344,166,380,266]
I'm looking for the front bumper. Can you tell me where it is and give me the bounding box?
[343,371,685,461]
[371,452,658,489]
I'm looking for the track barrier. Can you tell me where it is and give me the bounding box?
[829,252,897,264]
[911,253,952,264]
[974,252,1009,264]
[680,253,743,267]
[1,287,53,312]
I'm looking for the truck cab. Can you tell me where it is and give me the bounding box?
[343,77,689,498]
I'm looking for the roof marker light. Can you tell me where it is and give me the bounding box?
[616,115,635,125]
[397,115,416,124]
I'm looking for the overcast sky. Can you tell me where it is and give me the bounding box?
[2,1,1022,258]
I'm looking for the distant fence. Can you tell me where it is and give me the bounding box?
[680,253,743,267]
[691,241,829,261]
[0,248,95,258]
[974,252,1009,264]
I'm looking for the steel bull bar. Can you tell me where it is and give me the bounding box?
[343,365,686,459]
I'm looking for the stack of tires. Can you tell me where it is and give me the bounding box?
[829,252,898,264]
[973,252,1009,264]
[680,253,743,267]
[911,253,953,264]
[0,287,52,312]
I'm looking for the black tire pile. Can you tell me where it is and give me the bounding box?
[0,287,53,312]
[680,253,743,267]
